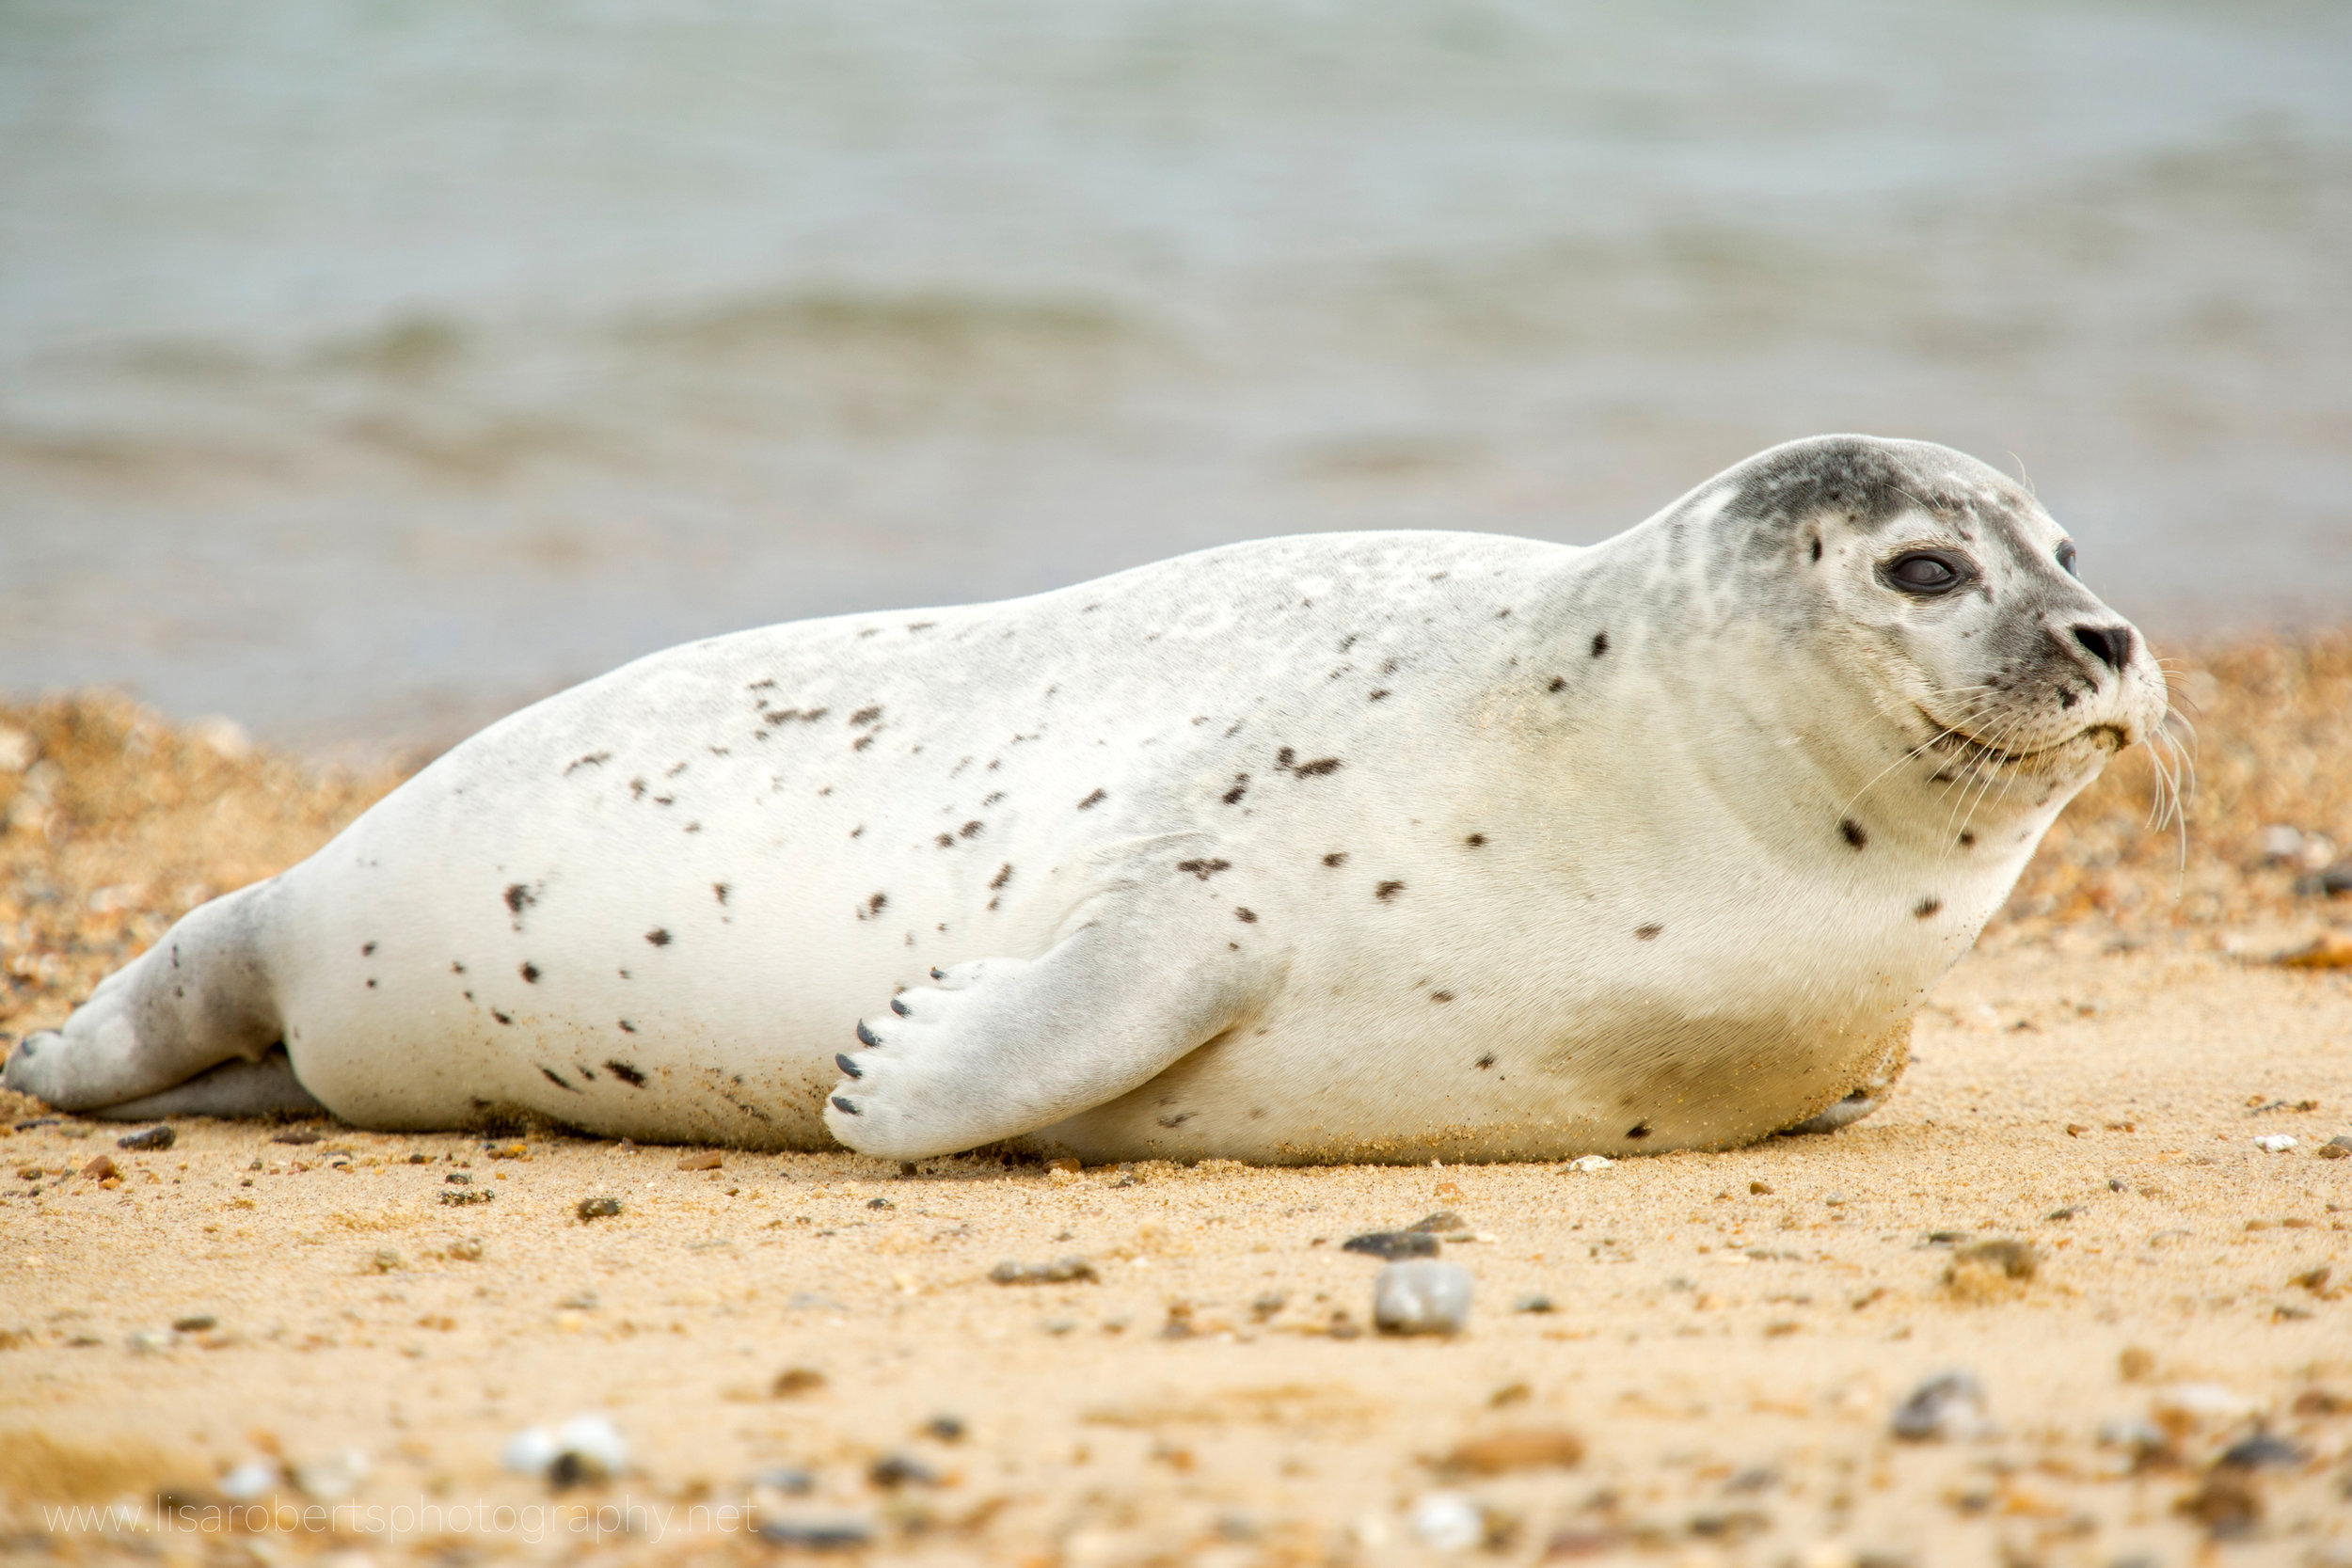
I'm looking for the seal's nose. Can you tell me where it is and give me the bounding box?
[2072,624,2134,674]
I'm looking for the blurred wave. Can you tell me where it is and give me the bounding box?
[2,0,2348,755]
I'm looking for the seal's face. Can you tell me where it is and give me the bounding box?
[1717,436,2170,807]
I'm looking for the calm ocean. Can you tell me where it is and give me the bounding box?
[4,0,2347,753]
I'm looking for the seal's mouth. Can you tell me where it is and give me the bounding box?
[1915,707,2132,769]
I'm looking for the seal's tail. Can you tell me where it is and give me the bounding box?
[2,879,308,1116]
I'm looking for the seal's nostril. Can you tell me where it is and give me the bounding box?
[2073,624,2132,673]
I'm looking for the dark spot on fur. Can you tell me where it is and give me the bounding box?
[990,863,1013,891]
[748,678,776,689]
[960,819,983,838]
[713,883,730,904]
[1959,832,1977,849]
[1368,689,1389,701]
[1292,756,1343,777]
[850,825,864,838]
[982,790,1004,806]
[491,1009,513,1025]
[1323,851,1346,867]
[629,779,646,799]
[1626,1123,1651,1140]
[1839,817,1868,849]
[540,1067,578,1092]
[617,1021,636,1034]
[1591,632,1609,657]
[936,833,954,848]
[1810,534,1823,562]
[645,928,672,946]
[852,735,874,752]
[1276,747,1295,768]
[564,751,611,775]
[504,883,533,916]
[607,1059,647,1085]
[1635,924,1662,941]
[1431,990,1454,1003]
[850,706,882,726]
[1235,907,1257,923]
[1476,1053,1496,1069]
[1548,676,1565,692]
[361,942,376,956]
[1375,880,1405,901]
[1177,858,1231,881]
[451,961,466,974]
[1221,776,1248,805]
[520,962,540,983]
[1077,788,1107,810]
[867,893,888,915]
[1465,833,1485,847]
[579,1066,596,1081]
[1157,1113,1192,1129]
[365,978,376,990]
[1914,896,1943,919]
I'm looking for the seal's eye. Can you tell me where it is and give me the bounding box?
[2057,542,2078,577]
[1883,550,1969,597]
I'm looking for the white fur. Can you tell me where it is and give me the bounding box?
[8,437,2168,1162]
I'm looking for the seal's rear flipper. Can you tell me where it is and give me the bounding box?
[82,1048,326,1121]
[3,879,290,1116]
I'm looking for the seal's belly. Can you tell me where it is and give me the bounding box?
[1035,972,1911,1164]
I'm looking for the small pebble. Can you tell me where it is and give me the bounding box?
[576,1196,622,1220]
[923,1414,966,1443]
[1373,1259,1473,1336]
[1748,1180,1774,1195]
[219,1460,278,1500]
[440,1189,493,1207]
[866,1196,893,1210]
[867,1452,942,1489]
[126,1330,175,1355]
[1408,1210,1465,1233]
[2216,1433,2303,1471]
[271,1128,321,1146]
[81,1155,118,1180]
[1342,1230,1438,1260]
[369,1248,402,1273]
[445,1172,470,1184]
[116,1125,174,1150]
[1512,1292,1555,1314]
[1411,1491,1486,1550]
[749,1465,816,1495]
[1891,1370,1990,1441]
[2316,1134,2351,1160]
[757,1517,873,1550]
[447,1237,485,1262]
[772,1367,827,1397]
[676,1150,722,1171]
[1568,1155,1613,1173]
[502,1415,628,1488]
[2253,1134,2297,1153]
[171,1314,216,1333]
[989,1256,1097,1285]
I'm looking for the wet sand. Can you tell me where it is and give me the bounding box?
[1,637,2348,1566]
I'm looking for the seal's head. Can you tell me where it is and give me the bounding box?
[1702,435,2169,813]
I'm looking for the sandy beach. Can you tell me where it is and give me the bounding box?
[1,636,2348,1566]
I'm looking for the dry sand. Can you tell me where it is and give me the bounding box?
[1,637,2349,1567]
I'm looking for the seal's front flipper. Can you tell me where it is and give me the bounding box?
[824,896,1266,1162]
